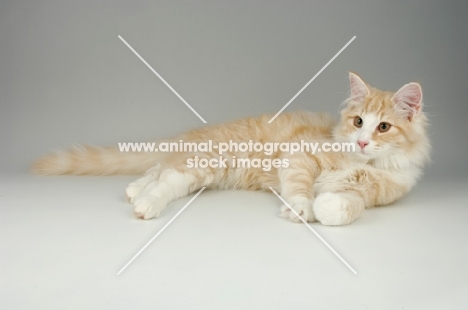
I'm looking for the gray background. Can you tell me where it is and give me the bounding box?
[1,0,468,179]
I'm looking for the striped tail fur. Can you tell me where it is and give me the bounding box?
[32,145,160,175]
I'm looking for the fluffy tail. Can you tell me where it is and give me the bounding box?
[32,145,160,175]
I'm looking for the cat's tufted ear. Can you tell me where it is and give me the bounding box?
[349,72,369,102]
[392,82,423,120]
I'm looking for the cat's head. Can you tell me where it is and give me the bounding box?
[333,72,430,168]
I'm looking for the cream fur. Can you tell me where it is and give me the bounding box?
[32,72,430,225]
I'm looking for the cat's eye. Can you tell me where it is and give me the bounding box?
[378,122,391,133]
[353,116,363,128]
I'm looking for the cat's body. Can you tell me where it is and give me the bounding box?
[33,73,430,225]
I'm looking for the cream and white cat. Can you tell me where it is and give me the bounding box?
[33,72,430,225]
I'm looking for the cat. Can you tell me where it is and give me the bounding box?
[33,72,430,225]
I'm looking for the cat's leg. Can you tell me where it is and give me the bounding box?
[312,168,409,225]
[129,152,220,219]
[312,169,367,225]
[278,153,320,223]
[126,164,161,202]
[312,191,365,226]
[131,166,211,219]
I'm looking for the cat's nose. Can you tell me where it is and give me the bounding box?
[357,140,369,149]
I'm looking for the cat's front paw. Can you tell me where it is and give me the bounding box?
[313,192,357,226]
[133,195,167,220]
[279,200,315,223]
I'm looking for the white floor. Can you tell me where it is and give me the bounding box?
[1,174,467,310]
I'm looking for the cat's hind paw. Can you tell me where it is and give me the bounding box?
[133,195,167,220]
[279,200,315,223]
[125,165,162,203]
[126,182,145,203]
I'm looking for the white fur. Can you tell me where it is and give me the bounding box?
[126,164,162,202]
[130,169,197,219]
[313,192,365,226]
[349,113,381,158]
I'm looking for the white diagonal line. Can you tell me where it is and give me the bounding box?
[268,36,356,123]
[118,35,207,123]
[117,187,206,275]
[269,187,357,274]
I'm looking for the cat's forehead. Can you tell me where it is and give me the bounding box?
[344,90,397,120]
[362,91,395,115]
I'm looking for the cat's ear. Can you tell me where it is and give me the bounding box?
[349,72,369,102]
[392,82,423,120]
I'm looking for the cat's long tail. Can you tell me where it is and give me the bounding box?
[32,144,160,175]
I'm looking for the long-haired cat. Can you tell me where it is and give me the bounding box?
[33,72,430,225]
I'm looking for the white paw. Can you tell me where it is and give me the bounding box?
[125,182,145,202]
[126,165,161,202]
[133,195,167,220]
[279,200,315,223]
[313,192,355,226]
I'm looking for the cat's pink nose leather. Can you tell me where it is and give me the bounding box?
[357,140,369,149]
